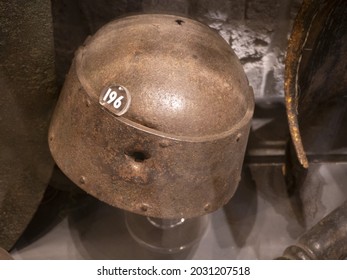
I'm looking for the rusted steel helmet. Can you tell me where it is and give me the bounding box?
[49,14,254,219]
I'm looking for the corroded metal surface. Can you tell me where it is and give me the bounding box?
[49,14,254,219]
[0,247,13,260]
[285,0,347,168]
[278,201,347,260]
[0,1,56,250]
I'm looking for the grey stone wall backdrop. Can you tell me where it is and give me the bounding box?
[52,0,302,98]
[142,0,302,98]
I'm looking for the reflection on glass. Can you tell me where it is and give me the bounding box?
[125,212,209,254]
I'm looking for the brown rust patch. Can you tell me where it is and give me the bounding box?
[285,0,315,169]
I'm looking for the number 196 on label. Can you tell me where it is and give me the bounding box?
[99,84,131,116]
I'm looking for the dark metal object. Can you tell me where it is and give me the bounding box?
[278,201,347,260]
[283,0,347,227]
[285,0,347,168]
[49,14,254,219]
[0,1,57,250]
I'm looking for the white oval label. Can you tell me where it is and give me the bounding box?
[99,85,131,116]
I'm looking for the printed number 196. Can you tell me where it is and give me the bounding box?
[103,88,124,109]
